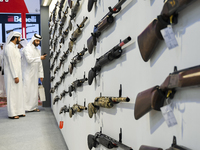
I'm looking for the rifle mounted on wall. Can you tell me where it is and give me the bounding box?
[88,36,131,85]
[87,0,128,54]
[134,65,200,120]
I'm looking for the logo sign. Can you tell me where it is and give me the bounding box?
[7,16,37,23]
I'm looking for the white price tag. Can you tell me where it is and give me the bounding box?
[160,104,177,127]
[161,25,178,50]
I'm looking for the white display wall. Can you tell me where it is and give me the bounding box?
[49,0,200,149]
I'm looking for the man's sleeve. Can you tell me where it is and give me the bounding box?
[24,46,41,64]
[5,46,18,78]
[38,60,44,78]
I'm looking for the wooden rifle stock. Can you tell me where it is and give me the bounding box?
[134,65,200,120]
[137,0,196,62]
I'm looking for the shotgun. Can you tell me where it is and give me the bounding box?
[134,65,200,120]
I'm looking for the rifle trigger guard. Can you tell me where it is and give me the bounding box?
[108,6,121,14]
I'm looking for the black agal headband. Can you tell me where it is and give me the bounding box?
[34,33,43,40]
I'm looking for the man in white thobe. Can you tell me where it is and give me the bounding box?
[18,38,28,80]
[4,32,25,119]
[0,43,6,97]
[23,34,46,112]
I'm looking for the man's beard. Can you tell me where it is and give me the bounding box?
[16,38,20,44]
[33,41,39,47]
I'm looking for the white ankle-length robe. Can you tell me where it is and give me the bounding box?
[0,49,6,97]
[4,42,25,117]
[23,43,44,111]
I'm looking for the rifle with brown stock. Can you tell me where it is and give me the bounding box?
[69,45,88,74]
[88,85,130,118]
[137,0,197,62]
[134,65,200,120]
[68,0,81,30]
[68,17,88,52]
[87,0,129,54]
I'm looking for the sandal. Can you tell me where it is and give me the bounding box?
[33,109,40,112]
[19,114,26,117]
[9,116,19,119]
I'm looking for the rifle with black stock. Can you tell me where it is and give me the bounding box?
[60,6,69,26]
[68,73,88,97]
[139,145,163,150]
[166,136,191,150]
[137,0,197,62]
[59,25,64,36]
[68,101,87,118]
[53,20,59,39]
[68,0,81,30]
[69,45,88,74]
[50,63,55,71]
[52,2,59,23]
[6,25,35,34]
[88,85,130,118]
[50,76,55,82]
[53,35,59,51]
[53,95,60,105]
[58,56,66,69]
[58,0,67,19]
[60,90,68,100]
[59,105,69,114]
[60,71,69,82]
[49,51,54,60]
[87,0,128,54]
[26,31,37,35]
[54,66,60,74]
[88,128,133,150]
[52,49,61,66]
[50,82,60,93]
[87,0,97,12]
[88,36,131,85]
[68,16,88,52]
[134,65,200,120]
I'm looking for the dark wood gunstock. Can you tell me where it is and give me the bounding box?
[137,0,196,62]
[134,65,200,120]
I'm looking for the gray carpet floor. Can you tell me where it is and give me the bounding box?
[0,106,69,150]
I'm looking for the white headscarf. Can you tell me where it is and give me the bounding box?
[5,31,21,47]
[0,43,4,47]
[19,38,28,48]
[28,34,43,46]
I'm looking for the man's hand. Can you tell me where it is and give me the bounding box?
[40,78,44,82]
[41,54,47,60]
[15,77,19,84]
